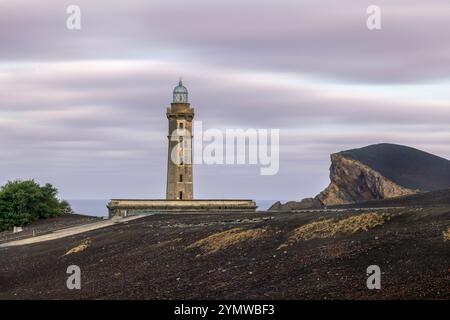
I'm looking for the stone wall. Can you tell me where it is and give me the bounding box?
[107,199,257,218]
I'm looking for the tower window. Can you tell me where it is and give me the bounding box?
[179,174,183,182]
[179,191,183,200]
[179,122,184,129]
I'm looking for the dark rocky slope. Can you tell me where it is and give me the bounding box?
[270,143,450,211]
[339,143,450,191]
[0,209,448,299]
[331,188,450,209]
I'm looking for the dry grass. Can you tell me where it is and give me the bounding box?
[443,228,450,241]
[187,227,267,255]
[153,238,183,247]
[279,213,389,248]
[64,239,91,256]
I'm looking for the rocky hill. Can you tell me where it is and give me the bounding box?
[270,143,450,211]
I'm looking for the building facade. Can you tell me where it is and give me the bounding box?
[166,80,194,200]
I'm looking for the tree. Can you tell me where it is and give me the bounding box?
[0,180,71,231]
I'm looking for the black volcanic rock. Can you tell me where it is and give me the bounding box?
[268,198,323,211]
[1,209,449,299]
[330,188,450,209]
[270,143,450,211]
[340,143,450,191]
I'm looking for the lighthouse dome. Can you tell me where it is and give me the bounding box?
[173,80,188,103]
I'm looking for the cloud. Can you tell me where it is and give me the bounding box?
[0,1,449,201]
[2,0,450,82]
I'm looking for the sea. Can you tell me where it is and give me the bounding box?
[67,199,281,217]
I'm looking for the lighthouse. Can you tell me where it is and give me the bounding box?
[166,80,194,200]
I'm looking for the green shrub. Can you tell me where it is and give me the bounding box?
[0,180,71,231]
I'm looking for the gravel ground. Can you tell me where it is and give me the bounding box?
[0,208,449,299]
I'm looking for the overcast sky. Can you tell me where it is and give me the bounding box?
[1,0,449,201]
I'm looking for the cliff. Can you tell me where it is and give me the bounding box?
[270,143,450,210]
[316,152,417,206]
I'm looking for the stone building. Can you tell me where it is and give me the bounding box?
[166,80,194,200]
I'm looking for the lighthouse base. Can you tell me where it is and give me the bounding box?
[107,199,257,218]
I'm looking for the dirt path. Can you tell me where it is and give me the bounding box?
[0,215,146,248]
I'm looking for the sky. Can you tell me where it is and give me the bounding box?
[1,0,450,201]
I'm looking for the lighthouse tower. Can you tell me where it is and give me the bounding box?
[166,80,194,200]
